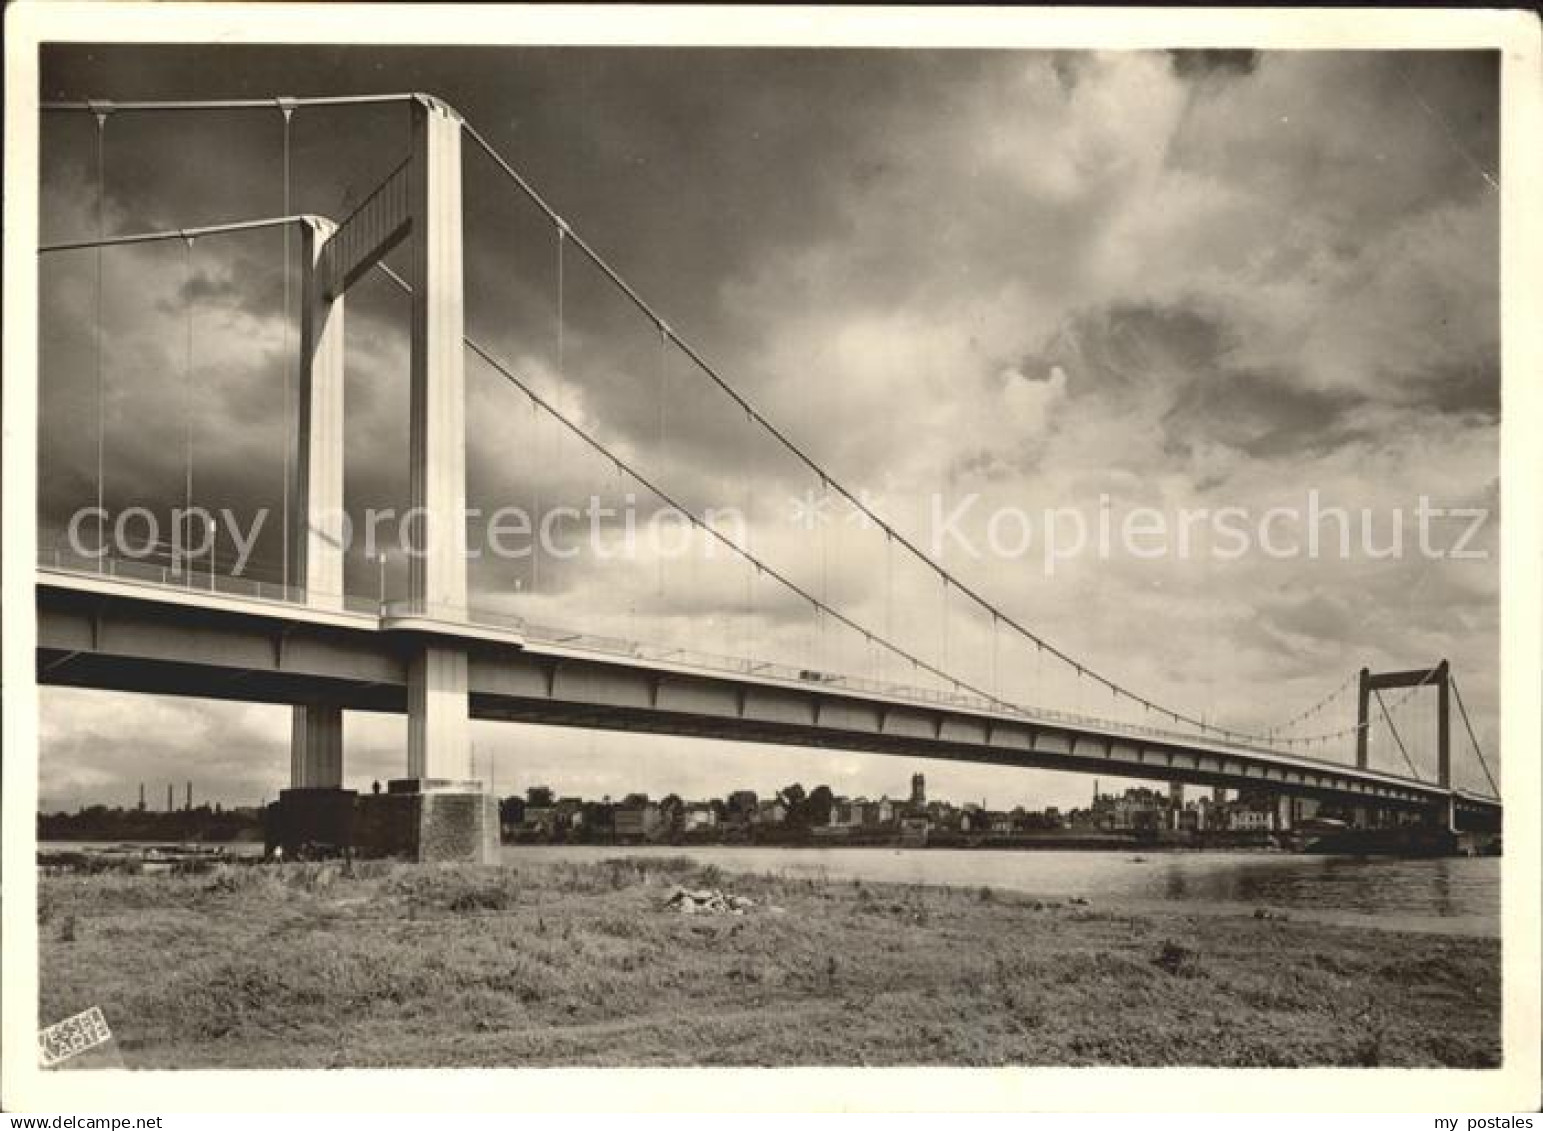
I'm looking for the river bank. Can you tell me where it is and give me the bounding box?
[504,843,1500,937]
[38,856,1499,1068]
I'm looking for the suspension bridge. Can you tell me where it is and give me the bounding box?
[34,93,1501,860]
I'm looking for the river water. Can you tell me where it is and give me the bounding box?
[503,845,1501,937]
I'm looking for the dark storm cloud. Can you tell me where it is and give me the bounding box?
[1405,362,1500,420]
[1257,591,1356,644]
[167,269,242,307]
[1165,52,1497,233]
[1050,55,1084,95]
[1015,299,1367,468]
[1021,287,1500,473]
[1162,367,1367,461]
[1031,302,1229,398]
[1167,49,1259,82]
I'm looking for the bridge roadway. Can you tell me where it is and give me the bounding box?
[34,565,1500,821]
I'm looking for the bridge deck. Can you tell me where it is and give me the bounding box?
[34,565,1499,815]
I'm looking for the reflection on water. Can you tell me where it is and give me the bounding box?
[505,845,1500,937]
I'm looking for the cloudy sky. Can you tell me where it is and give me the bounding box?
[35,45,1499,812]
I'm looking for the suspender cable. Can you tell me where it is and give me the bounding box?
[656,322,669,600]
[93,108,108,571]
[939,575,949,686]
[819,477,829,665]
[991,613,999,702]
[557,225,566,378]
[537,226,569,601]
[280,101,294,596]
[529,397,542,598]
[740,420,751,661]
[744,410,756,661]
[884,532,894,682]
[1034,640,1042,708]
[182,236,196,581]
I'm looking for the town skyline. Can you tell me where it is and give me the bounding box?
[42,772,1294,846]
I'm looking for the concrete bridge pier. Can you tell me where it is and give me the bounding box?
[368,642,499,864]
[292,703,343,787]
[267,703,357,858]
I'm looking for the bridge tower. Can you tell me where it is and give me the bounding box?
[280,95,495,863]
[1356,660,1454,830]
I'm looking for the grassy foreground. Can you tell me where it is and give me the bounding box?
[38,857,1499,1068]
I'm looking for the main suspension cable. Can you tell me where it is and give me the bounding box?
[1449,674,1500,798]
[1266,671,1357,739]
[459,121,1315,748]
[374,260,1044,722]
[43,94,416,114]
